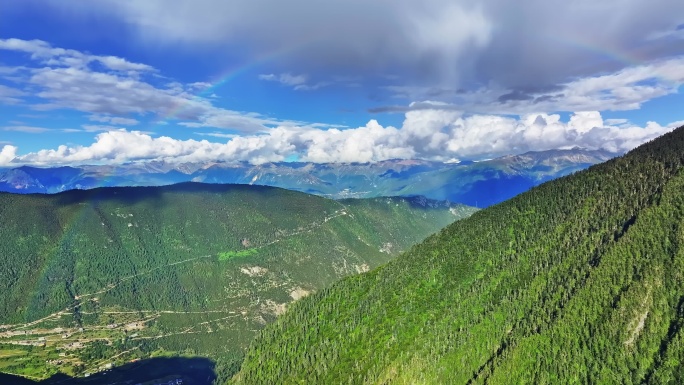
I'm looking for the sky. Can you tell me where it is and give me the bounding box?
[0,0,683,166]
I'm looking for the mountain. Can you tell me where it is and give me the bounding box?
[383,148,615,207]
[0,148,615,207]
[0,166,86,194]
[230,126,684,384]
[0,183,476,382]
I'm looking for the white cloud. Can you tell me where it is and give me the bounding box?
[436,112,671,156]
[0,38,315,132]
[552,57,684,111]
[96,55,153,72]
[81,124,127,133]
[88,115,140,126]
[0,145,18,166]
[258,73,331,91]
[2,125,113,134]
[2,125,51,133]
[1,124,128,135]
[259,73,307,86]
[293,81,331,91]
[259,73,336,91]
[195,132,239,139]
[296,120,413,163]
[3,111,680,167]
[0,84,26,104]
[10,129,296,166]
[188,81,212,90]
[0,38,154,72]
[27,66,191,116]
[568,111,604,135]
[605,118,629,126]
[375,56,684,114]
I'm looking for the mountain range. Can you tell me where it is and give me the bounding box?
[0,147,615,208]
[0,184,475,382]
[230,126,684,384]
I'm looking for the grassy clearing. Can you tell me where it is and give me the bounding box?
[218,248,258,261]
[0,349,27,359]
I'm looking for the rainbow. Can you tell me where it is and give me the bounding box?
[156,40,321,127]
[544,33,681,83]
[549,35,641,68]
[26,198,94,313]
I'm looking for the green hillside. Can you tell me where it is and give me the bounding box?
[231,126,684,385]
[0,183,475,382]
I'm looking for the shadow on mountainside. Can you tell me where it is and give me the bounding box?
[52,182,285,206]
[0,356,216,385]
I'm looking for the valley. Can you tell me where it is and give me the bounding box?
[1,3,681,384]
[0,183,475,382]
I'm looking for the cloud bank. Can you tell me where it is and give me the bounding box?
[371,56,684,114]
[0,38,313,133]
[1,111,679,167]
[32,0,684,90]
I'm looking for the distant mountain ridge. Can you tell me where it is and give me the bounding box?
[0,147,616,207]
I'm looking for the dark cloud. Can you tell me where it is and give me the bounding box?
[424,88,461,98]
[368,105,412,114]
[30,0,682,92]
[533,94,563,104]
[2,0,683,120]
[473,0,684,90]
[495,85,566,104]
[521,84,565,94]
[33,0,491,85]
[497,90,534,103]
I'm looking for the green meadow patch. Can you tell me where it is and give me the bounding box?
[218,248,259,261]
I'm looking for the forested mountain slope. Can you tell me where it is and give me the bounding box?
[231,126,684,385]
[0,183,475,382]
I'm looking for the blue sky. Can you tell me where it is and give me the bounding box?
[0,0,683,166]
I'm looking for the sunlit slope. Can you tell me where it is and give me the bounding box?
[0,183,475,380]
[232,126,684,385]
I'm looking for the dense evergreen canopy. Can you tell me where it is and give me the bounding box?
[232,126,684,384]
